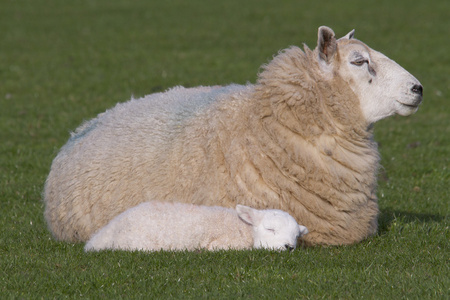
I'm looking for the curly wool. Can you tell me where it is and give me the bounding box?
[44,45,379,245]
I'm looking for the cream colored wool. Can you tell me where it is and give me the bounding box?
[84,202,308,252]
[44,26,422,245]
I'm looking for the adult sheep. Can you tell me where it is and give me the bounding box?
[44,26,423,246]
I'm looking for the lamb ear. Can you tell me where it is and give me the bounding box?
[343,29,355,40]
[317,26,337,63]
[298,225,309,236]
[236,205,262,226]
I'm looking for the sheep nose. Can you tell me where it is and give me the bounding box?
[411,84,423,96]
[285,244,294,251]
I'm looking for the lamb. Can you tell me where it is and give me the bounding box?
[84,202,308,252]
[44,26,423,245]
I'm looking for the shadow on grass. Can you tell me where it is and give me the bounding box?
[377,208,447,235]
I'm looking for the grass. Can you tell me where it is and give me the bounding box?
[1,0,448,298]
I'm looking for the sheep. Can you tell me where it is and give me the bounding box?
[84,202,309,252]
[44,26,423,245]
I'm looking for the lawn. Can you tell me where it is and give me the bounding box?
[1,0,448,298]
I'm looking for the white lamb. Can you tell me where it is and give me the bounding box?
[84,202,308,252]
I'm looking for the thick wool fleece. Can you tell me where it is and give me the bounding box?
[44,46,379,245]
[84,202,254,251]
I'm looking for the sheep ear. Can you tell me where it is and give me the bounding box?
[343,29,355,40]
[236,205,262,226]
[317,26,337,63]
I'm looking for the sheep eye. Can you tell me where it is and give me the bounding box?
[351,59,368,66]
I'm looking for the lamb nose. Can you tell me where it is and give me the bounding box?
[411,84,423,96]
[285,244,294,251]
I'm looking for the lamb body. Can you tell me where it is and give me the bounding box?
[44,26,422,245]
[84,202,308,251]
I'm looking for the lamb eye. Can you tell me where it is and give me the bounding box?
[351,59,368,66]
[266,228,276,234]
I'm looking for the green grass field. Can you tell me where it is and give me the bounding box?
[1,0,448,298]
